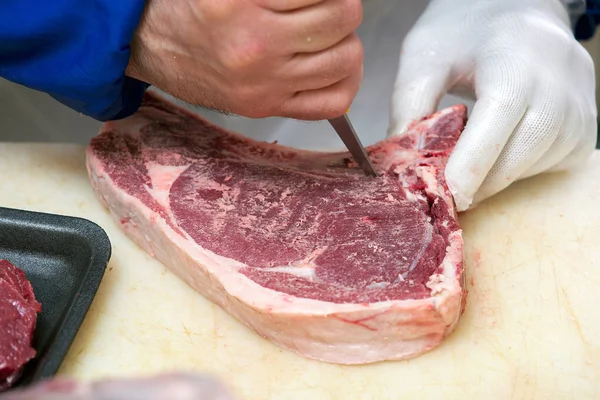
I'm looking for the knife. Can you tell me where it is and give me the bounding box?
[328,112,378,177]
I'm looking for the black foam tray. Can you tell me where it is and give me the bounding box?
[0,206,111,389]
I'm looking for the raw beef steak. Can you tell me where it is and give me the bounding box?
[86,92,467,364]
[0,260,42,391]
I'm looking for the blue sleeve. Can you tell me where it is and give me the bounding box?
[0,0,150,121]
[575,0,600,40]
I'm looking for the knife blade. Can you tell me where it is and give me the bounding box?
[328,113,378,177]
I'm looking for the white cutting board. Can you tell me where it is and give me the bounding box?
[0,143,598,399]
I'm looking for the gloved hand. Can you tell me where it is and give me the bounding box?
[388,0,597,211]
[126,0,364,121]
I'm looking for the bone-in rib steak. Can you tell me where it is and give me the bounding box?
[86,92,467,364]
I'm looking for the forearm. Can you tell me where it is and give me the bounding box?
[0,0,149,121]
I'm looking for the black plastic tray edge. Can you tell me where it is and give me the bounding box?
[0,206,112,383]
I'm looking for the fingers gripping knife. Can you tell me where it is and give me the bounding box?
[328,110,378,177]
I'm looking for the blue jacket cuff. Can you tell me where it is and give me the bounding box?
[0,0,149,121]
[575,0,600,40]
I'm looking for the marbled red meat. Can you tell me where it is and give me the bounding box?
[86,92,467,364]
[0,260,41,391]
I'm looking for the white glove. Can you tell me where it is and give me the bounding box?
[388,0,597,211]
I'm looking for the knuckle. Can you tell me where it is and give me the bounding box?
[220,53,252,75]
[200,1,235,20]
[324,35,363,80]
[346,35,364,65]
[332,36,363,78]
[329,0,363,33]
[401,27,436,55]
[325,93,355,118]
[341,0,363,30]
[483,90,526,116]
[221,37,269,73]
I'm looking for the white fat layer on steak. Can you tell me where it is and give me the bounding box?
[139,162,250,272]
[257,265,321,282]
[399,181,424,203]
[419,166,440,198]
[417,132,426,150]
[402,223,433,280]
[145,163,191,208]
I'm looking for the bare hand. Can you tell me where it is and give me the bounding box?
[126,0,364,120]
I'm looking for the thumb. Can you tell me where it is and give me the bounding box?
[444,57,528,212]
[387,54,450,137]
